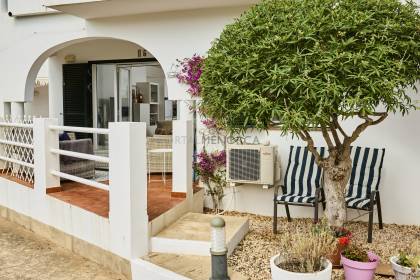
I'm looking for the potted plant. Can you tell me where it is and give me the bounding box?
[270,225,335,280]
[341,244,380,280]
[390,241,420,280]
[328,227,352,268]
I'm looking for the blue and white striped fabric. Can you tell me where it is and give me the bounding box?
[278,146,325,204]
[345,147,385,209]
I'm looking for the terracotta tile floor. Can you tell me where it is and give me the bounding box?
[47,175,187,221]
[0,171,34,189]
[0,172,201,221]
[48,181,110,218]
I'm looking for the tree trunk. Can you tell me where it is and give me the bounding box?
[323,154,352,228]
[211,195,220,214]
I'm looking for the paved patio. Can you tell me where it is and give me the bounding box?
[0,216,125,280]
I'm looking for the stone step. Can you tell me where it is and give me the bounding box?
[150,212,249,256]
[142,253,248,280]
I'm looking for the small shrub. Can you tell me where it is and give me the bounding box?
[398,241,420,270]
[193,150,227,212]
[342,244,369,262]
[277,224,336,273]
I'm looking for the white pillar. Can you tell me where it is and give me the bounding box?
[0,103,10,169]
[33,118,60,194]
[3,102,11,117]
[179,100,195,121]
[172,120,194,205]
[48,56,64,125]
[11,102,24,120]
[109,122,148,259]
[195,100,207,152]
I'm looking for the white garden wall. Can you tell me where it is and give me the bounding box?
[0,177,112,250]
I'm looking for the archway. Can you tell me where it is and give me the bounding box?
[26,38,175,135]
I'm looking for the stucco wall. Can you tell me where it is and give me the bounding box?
[24,86,49,117]
[0,5,248,102]
[0,2,419,225]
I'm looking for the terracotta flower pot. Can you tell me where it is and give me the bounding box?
[341,252,380,280]
[329,242,347,268]
[328,235,350,268]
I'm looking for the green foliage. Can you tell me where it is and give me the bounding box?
[342,245,369,262]
[200,0,420,136]
[399,252,415,268]
[398,241,420,270]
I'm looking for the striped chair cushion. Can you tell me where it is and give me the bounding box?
[278,146,325,204]
[346,147,385,209]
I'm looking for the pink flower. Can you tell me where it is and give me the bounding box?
[202,119,217,129]
[194,150,226,181]
[176,54,205,97]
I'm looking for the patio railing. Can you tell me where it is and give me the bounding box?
[0,116,34,184]
[48,125,109,190]
[0,117,192,260]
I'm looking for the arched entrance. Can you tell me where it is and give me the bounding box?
[26,38,175,142]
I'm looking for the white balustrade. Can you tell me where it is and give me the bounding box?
[0,117,34,183]
[44,124,110,190]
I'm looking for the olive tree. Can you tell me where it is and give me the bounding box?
[199,0,420,227]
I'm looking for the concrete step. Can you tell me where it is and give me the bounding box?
[141,253,248,280]
[150,212,249,256]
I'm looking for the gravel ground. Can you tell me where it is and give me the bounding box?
[0,217,125,280]
[224,212,420,280]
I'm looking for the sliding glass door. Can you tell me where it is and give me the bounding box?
[116,67,132,122]
[93,61,171,145]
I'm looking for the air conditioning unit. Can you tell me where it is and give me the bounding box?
[226,144,276,187]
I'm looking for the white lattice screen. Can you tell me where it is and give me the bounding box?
[0,116,34,184]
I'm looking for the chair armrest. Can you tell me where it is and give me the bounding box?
[315,187,321,200]
[367,190,379,209]
[370,190,378,200]
[274,184,280,197]
[315,187,326,200]
[274,184,285,197]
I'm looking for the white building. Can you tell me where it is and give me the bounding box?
[0,0,419,278]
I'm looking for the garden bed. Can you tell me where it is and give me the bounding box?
[221,211,420,280]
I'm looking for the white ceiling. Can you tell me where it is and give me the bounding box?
[43,0,259,19]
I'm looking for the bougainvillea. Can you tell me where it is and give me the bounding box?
[201,118,218,129]
[194,150,227,212]
[176,54,205,97]
[194,150,226,182]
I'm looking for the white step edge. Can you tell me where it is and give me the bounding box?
[227,219,250,256]
[131,258,191,280]
[150,238,210,256]
[150,219,250,256]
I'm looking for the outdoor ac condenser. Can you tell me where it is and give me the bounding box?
[226,144,277,187]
